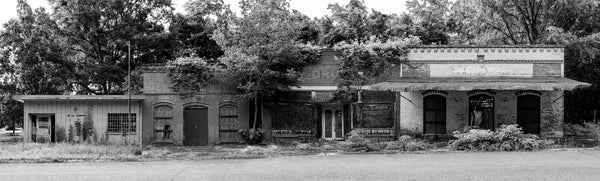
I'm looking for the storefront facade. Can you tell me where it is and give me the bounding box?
[16,45,591,145]
[266,46,590,141]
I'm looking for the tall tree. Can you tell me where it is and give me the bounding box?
[0,0,69,95]
[1,0,176,95]
[406,0,452,44]
[213,0,318,130]
[452,0,600,44]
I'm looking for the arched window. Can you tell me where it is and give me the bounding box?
[423,95,446,134]
[517,95,541,134]
[219,104,239,143]
[153,104,173,140]
[469,94,495,130]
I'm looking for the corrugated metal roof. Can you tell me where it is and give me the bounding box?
[367,77,590,91]
[13,95,145,102]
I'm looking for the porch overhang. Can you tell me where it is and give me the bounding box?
[13,95,146,103]
[367,77,591,91]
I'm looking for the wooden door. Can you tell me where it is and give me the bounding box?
[183,107,208,146]
[517,95,541,134]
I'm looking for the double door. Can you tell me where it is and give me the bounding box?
[322,106,344,140]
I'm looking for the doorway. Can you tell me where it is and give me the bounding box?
[183,106,209,146]
[469,94,495,130]
[517,95,541,134]
[322,106,344,140]
[31,114,54,142]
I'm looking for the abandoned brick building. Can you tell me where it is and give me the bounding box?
[17,45,590,145]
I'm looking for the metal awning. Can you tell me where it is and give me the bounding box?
[367,77,591,91]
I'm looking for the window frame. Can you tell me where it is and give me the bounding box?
[107,113,137,134]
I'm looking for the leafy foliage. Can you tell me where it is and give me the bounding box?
[449,124,554,151]
[56,126,67,142]
[166,57,217,96]
[384,135,434,151]
[0,0,174,95]
[238,128,264,145]
[339,129,372,152]
[564,123,600,143]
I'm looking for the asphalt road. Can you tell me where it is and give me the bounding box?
[1,150,600,181]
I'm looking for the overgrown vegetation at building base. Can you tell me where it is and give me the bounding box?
[563,122,600,147]
[339,130,435,152]
[448,125,555,151]
[0,142,143,163]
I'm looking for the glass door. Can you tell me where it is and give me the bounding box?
[322,106,344,140]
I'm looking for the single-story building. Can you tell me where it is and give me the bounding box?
[16,45,591,145]
[14,95,144,145]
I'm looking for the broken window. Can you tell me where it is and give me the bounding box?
[107,113,136,133]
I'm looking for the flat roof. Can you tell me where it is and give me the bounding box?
[13,95,145,102]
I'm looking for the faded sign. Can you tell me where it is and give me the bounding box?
[429,64,533,77]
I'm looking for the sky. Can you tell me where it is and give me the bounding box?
[0,0,407,27]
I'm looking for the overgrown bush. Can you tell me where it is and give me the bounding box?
[239,145,279,156]
[238,128,264,145]
[67,125,74,142]
[384,135,434,151]
[36,136,49,143]
[55,127,67,142]
[339,129,373,152]
[564,122,600,138]
[449,124,554,151]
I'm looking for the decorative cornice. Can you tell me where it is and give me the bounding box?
[407,59,564,64]
[412,45,565,48]
[516,90,542,97]
[410,47,564,54]
[422,90,448,97]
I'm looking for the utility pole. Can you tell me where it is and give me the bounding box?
[124,41,131,145]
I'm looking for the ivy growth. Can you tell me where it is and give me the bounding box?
[333,36,421,100]
[166,56,219,97]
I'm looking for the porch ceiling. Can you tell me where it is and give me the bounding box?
[367,77,591,91]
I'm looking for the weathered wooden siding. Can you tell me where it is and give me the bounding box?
[23,101,143,144]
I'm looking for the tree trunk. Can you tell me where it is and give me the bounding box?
[252,96,258,129]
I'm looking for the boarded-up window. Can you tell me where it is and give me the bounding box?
[272,103,314,130]
[108,113,136,133]
[424,95,446,134]
[219,105,239,143]
[354,103,394,128]
[154,105,173,139]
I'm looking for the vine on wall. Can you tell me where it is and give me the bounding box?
[333,36,421,100]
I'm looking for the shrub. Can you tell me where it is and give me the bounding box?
[564,122,600,140]
[36,136,49,143]
[238,128,264,145]
[67,125,74,142]
[449,124,554,151]
[239,145,279,156]
[55,127,67,142]
[81,117,94,141]
[384,135,433,151]
[340,130,373,152]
